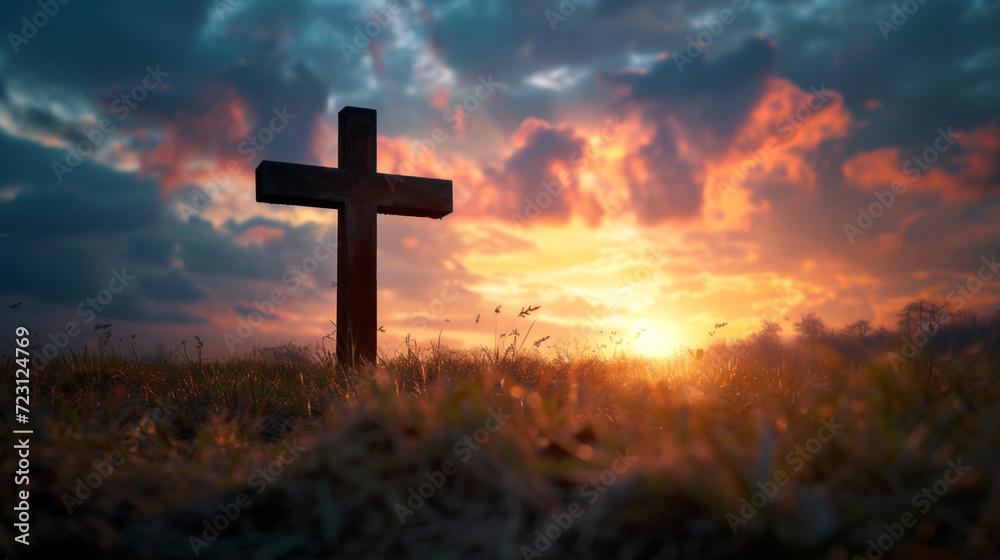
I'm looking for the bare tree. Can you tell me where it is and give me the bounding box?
[896,299,950,335]
[846,318,872,340]
[925,300,950,331]
[793,312,828,342]
[755,317,782,346]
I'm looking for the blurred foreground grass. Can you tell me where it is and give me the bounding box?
[1,319,998,559]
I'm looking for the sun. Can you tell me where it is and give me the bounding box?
[630,321,681,359]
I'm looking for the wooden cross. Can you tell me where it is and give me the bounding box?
[255,106,453,366]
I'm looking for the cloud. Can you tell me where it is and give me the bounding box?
[841,122,1000,201]
[490,118,599,225]
[599,37,779,223]
[2,0,1000,358]
[139,269,208,303]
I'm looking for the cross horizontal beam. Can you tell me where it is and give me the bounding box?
[256,161,452,218]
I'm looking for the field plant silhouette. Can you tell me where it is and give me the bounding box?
[1,301,998,559]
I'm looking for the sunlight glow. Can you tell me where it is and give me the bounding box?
[630,321,681,358]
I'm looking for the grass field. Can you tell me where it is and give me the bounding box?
[1,309,998,559]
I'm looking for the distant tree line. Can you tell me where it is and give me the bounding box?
[702,299,1000,374]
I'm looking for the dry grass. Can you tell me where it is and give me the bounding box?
[1,313,998,559]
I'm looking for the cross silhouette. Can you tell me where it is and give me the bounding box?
[256,106,453,366]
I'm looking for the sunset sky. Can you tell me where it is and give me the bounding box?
[1,0,998,362]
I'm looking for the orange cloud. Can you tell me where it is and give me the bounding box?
[611,77,855,229]
[235,226,285,246]
[842,122,1000,201]
[354,117,618,229]
[141,87,252,194]
[723,77,853,191]
[953,121,1000,185]
[840,147,904,187]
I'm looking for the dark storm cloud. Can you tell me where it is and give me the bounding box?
[0,128,199,323]
[606,36,778,107]
[171,216,333,281]
[418,0,765,134]
[623,125,703,223]
[735,0,1000,258]
[123,232,175,266]
[234,304,262,317]
[604,37,779,223]
[422,0,687,86]
[88,288,208,324]
[0,0,349,186]
[138,269,208,303]
[0,122,333,329]
[491,122,588,223]
[2,101,89,148]
[420,0,995,224]
[0,0,205,86]
[767,1,998,152]
[0,131,162,241]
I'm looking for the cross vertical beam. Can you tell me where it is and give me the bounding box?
[336,188,377,367]
[336,108,377,366]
